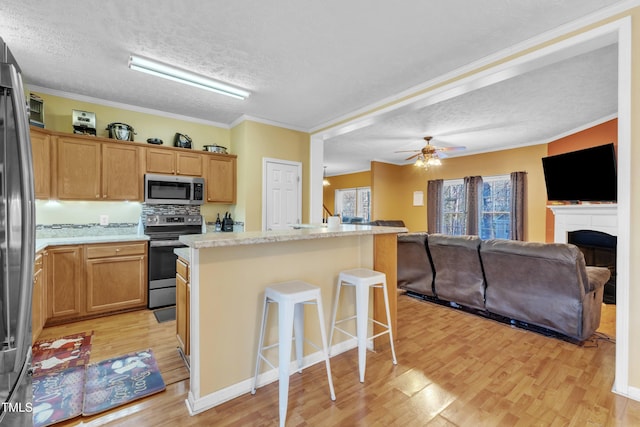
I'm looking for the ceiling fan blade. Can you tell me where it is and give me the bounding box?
[436,146,466,152]
[394,149,421,153]
[405,153,421,161]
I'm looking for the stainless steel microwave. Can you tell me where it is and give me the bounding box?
[144,174,205,205]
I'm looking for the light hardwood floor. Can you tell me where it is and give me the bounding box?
[37,295,638,426]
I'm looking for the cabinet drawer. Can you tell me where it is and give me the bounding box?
[176,257,189,279]
[86,242,147,259]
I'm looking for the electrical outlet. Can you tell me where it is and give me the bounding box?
[99,215,109,226]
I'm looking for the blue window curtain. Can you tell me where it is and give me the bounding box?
[427,179,443,233]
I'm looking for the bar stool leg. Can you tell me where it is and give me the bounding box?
[327,279,343,355]
[356,281,370,383]
[251,297,270,394]
[293,302,304,374]
[381,279,398,365]
[278,302,294,427]
[315,296,336,400]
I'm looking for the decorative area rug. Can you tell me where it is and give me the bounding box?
[32,332,93,376]
[32,366,86,427]
[31,336,165,426]
[32,332,93,427]
[83,349,166,415]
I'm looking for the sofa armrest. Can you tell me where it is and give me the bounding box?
[585,266,611,293]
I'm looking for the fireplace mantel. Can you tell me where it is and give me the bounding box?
[549,204,617,243]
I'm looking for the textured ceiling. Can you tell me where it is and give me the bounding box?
[0,0,623,175]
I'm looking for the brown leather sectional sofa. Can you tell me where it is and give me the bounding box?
[397,233,611,341]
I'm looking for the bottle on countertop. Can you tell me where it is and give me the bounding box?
[215,213,222,232]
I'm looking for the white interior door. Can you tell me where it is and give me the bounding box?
[263,159,302,231]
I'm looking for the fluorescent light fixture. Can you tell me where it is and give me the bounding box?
[128,55,251,100]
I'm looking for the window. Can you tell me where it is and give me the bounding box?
[480,175,511,239]
[335,187,371,223]
[442,179,466,235]
[440,175,511,237]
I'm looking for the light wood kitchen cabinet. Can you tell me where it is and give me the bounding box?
[32,250,47,343]
[47,245,84,321]
[30,127,237,204]
[44,241,148,325]
[30,128,51,199]
[85,242,147,315]
[146,148,176,175]
[55,137,102,200]
[146,148,203,176]
[176,256,190,356]
[101,143,142,200]
[56,136,142,201]
[205,155,237,203]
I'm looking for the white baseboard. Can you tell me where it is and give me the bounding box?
[185,339,357,415]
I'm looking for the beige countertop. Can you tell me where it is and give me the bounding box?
[36,234,149,252]
[174,247,190,262]
[178,224,407,249]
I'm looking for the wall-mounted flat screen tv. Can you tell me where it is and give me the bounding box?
[542,143,617,202]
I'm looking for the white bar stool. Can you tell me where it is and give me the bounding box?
[251,280,336,427]
[329,268,397,383]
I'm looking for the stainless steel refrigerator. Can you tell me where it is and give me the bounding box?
[0,37,36,425]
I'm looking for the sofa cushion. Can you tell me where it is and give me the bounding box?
[427,234,485,310]
[397,233,434,297]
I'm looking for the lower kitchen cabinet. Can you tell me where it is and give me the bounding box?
[85,242,148,314]
[47,245,84,321]
[44,241,148,325]
[176,256,190,357]
[32,250,47,343]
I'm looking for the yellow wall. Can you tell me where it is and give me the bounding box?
[352,144,548,239]
[232,120,310,231]
[29,91,230,150]
[322,170,371,216]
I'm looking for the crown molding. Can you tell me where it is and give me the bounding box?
[27,84,231,129]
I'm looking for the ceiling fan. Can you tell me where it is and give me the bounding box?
[395,136,466,169]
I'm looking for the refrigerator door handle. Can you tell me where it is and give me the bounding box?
[2,62,35,373]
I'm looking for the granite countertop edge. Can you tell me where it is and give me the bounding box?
[36,234,149,252]
[179,225,408,249]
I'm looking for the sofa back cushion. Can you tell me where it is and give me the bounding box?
[397,233,434,296]
[427,234,485,310]
[480,238,588,338]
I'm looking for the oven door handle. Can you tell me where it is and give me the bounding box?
[149,240,187,248]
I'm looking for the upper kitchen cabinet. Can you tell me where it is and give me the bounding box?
[30,128,52,199]
[102,143,142,200]
[55,136,102,200]
[205,154,237,203]
[55,135,142,201]
[146,148,203,176]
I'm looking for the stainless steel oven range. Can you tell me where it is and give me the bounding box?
[144,214,202,309]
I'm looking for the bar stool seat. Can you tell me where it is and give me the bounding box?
[251,280,336,427]
[329,268,397,383]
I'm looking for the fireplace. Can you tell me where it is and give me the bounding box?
[548,204,617,304]
[567,230,616,304]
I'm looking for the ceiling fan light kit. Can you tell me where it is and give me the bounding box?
[401,136,462,170]
[128,55,251,100]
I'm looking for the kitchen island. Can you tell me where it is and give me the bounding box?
[178,224,406,415]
